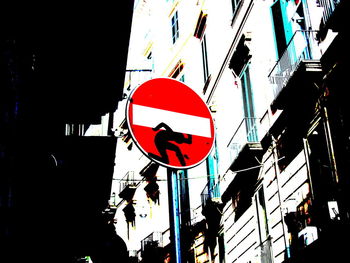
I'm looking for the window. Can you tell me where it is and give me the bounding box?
[255,187,269,242]
[146,51,154,72]
[276,126,303,171]
[232,0,242,18]
[218,233,226,263]
[194,11,207,39]
[271,0,287,58]
[270,0,305,58]
[201,34,209,82]
[229,34,257,141]
[240,64,259,142]
[194,11,210,84]
[305,119,337,201]
[171,11,179,44]
[240,64,254,119]
[229,34,251,76]
[168,60,184,79]
[179,74,185,83]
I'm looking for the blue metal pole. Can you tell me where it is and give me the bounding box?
[167,168,182,263]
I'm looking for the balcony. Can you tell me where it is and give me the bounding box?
[227,117,264,171]
[141,231,164,262]
[268,30,322,111]
[119,171,137,201]
[200,181,221,209]
[200,183,210,209]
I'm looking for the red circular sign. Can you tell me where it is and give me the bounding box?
[126,78,215,169]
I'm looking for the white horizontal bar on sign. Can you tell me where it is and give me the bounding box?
[132,104,212,138]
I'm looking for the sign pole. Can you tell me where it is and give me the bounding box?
[167,168,182,263]
[126,78,215,263]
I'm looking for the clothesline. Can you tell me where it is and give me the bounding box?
[112,156,283,182]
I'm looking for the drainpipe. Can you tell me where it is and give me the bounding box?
[322,106,339,184]
[302,138,315,200]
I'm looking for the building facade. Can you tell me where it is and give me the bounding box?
[111,0,350,263]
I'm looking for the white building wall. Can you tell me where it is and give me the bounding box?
[109,0,170,254]
[261,151,287,263]
[208,1,274,182]
[259,147,311,263]
[211,69,244,175]
[206,0,323,262]
[110,0,333,261]
[111,0,217,256]
[223,203,259,263]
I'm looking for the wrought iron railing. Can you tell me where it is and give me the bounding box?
[119,171,137,194]
[200,181,221,208]
[268,30,321,99]
[227,117,262,165]
[141,231,163,255]
[200,183,210,208]
[211,182,221,201]
[318,0,342,26]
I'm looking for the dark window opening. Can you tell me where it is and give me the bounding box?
[223,170,258,221]
[202,75,212,94]
[233,188,252,221]
[229,34,251,76]
[271,0,287,58]
[256,187,269,242]
[294,2,306,30]
[201,34,209,82]
[231,0,242,18]
[122,131,132,144]
[306,123,337,202]
[194,11,207,39]
[240,65,256,119]
[168,60,184,79]
[218,233,226,263]
[171,11,180,44]
[276,128,303,172]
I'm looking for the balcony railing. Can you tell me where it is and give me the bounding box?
[227,117,262,165]
[118,171,138,201]
[212,182,221,201]
[119,171,137,194]
[319,0,341,26]
[141,231,163,255]
[200,181,221,208]
[268,30,321,100]
[200,183,210,208]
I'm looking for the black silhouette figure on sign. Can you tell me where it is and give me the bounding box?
[148,122,192,166]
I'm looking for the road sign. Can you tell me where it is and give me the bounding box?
[126,78,215,169]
